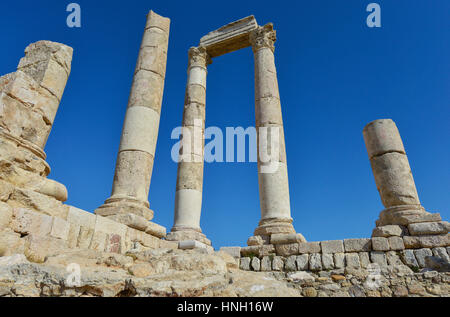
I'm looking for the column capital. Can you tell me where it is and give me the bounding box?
[250,23,277,53]
[188,46,212,69]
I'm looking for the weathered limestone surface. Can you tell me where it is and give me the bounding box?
[167,45,210,245]
[0,41,72,213]
[199,16,258,58]
[363,119,445,241]
[96,11,170,236]
[249,23,301,243]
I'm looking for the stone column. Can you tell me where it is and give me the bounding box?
[166,46,211,246]
[95,11,170,222]
[0,41,72,204]
[250,24,296,238]
[363,119,439,229]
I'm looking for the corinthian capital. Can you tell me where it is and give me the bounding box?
[188,46,212,69]
[249,23,277,53]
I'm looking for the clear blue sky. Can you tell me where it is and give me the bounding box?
[1,1,449,248]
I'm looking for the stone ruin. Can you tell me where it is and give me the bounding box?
[0,11,449,296]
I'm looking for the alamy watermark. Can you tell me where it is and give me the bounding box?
[366,3,381,28]
[66,3,81,28]
[171,120,281,174]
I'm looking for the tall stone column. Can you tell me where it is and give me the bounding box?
[166,46,211,246]
[250,24,296,239]
[96,11,170,222]
[363,119,444,235]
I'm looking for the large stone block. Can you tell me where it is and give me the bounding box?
[408,222,448,236]
[219,247,241,258]
[66,205,96,229]
[50,217,70,240]
[413,248,433,268]
[359,252,371,268]
[309,253,322,271]
[321,240,344,253]
[270,233,306,245]
[89,231,107,252]
[400,250,419,268]
[343,238,372,252]
[8,187,68,219]
[24,234,68,263]
[322,253,334,270]
[345,253,361,268]
[432,247,450,263]
[371,237,390,251]
[0,92,50,147]
[272,256,284,271]
[372,225,403,237]
[67,222,80,249]
[145,221,166,238]
[388,236,405,251]
[296,254,309,271]
[77,226,94,249]
[94,215,127,237]
[298,242,321,254]
[0,71,38,107]
[404,235,450,249]
[275,243,298,256]
[247,235,269,246]
[333,253,345,269]
[284,255,297,272]
[251,257,261,271]
[260,256,272,271]
[199,15,258,58]
[370,251,387,266]
[11,208,52,236]
[239,257,251,270]
[386,251,403,266]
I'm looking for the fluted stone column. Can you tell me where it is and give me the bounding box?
[250,24,296,238]
[96,11,170,221]
[363,119,438,228]
[166,46,211,246]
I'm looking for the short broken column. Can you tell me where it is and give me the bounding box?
[0,41,73,208]
[166,46,211,246]
[95,11,170,231]
[363,119,446,238]
[249,24,297,241]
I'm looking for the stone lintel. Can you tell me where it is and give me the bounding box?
[199,15,258,58]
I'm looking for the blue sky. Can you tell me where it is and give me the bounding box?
[1,1,449,248]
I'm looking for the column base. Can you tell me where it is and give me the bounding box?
[254,217,296,236]
[166,227,212,246]
[372,204,445,238]
[95,196,154,221]
[244,218,307,257]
